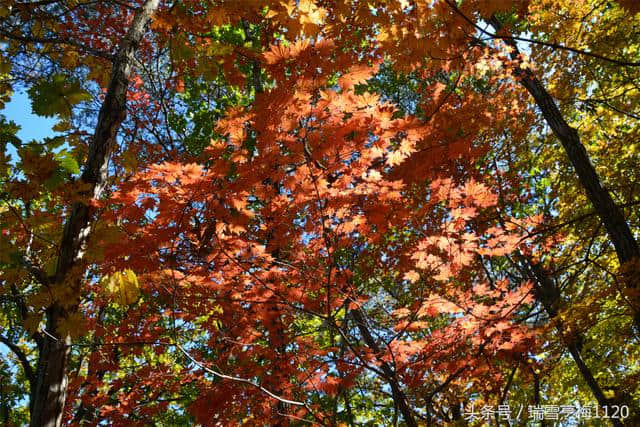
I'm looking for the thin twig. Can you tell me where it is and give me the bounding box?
[442,0,640,67]
[175,342,308,407]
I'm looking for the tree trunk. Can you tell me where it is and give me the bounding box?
[28,1,160,425]
[489,16,640,264]
[518,255,626,427]
[486,16,638,424]
[29,306,71,427]
[350,307,418,427]
[516,69,640,265]
[488,16,640,275]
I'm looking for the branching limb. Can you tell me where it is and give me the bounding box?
[0,333,35,385]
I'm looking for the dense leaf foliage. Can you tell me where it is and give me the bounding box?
[1,0,639,425]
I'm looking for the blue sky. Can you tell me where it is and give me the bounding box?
[2,90,59,167]
[2,90,58,143]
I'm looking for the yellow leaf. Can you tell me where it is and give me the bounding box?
[265,8,278,19]
[404,270,420,283]
[103,269,140,305]
[31,21,44,38]
[44,257,57,277]
[0,57,11,74]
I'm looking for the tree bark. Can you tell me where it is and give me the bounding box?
[488,16,640,268]
[29,1,160,426]
[29,305,72,427]
[517,255,626,427]
[350,307,418,427]
[484,16,638,424]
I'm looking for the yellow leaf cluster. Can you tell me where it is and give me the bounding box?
[101,269,140,305]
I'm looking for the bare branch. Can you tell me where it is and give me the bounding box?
[175,342,309,408]
[0,29,115,61]
[442,0,640,67]
[0,333,35,385]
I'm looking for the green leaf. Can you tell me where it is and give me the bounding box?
[0,119,21,148]
[54,150,81,174]
[28,75,91,118]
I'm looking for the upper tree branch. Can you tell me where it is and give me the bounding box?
[442,0,640,67]
[0,29,115,61]
[54,0,160,283]
[0,333,35,386]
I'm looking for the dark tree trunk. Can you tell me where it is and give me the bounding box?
[518,255,626,427]
[488,15,640,276]
[29,306,71,427]
[486,16,638,424]
[28,1,160,426]
[530,366,546,427]
[350,307,418,427]
[516,69,640,265]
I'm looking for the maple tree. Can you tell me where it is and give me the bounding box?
[0,0,639,426]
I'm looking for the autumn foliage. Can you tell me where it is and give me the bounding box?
[1,0,639,426]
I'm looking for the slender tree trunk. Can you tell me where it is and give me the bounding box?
[488,16,640,281]
[517,255,626,427]
[28,1,160,426]
[484,17,637,422]
[29,306,72,427]
[516,68,640,264]
[530,366,546,427]
[350,307,418,427]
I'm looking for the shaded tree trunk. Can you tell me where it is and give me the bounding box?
[28,1,160,426]
[483,17,637,422]
[530,365,546,427]
[517,254,626,427]
[29,306,72,427]
[350,307,418,427]
[488,16,639,304]
[514,64,640,265]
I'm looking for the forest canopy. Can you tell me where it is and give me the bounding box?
[1,0,639,425]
